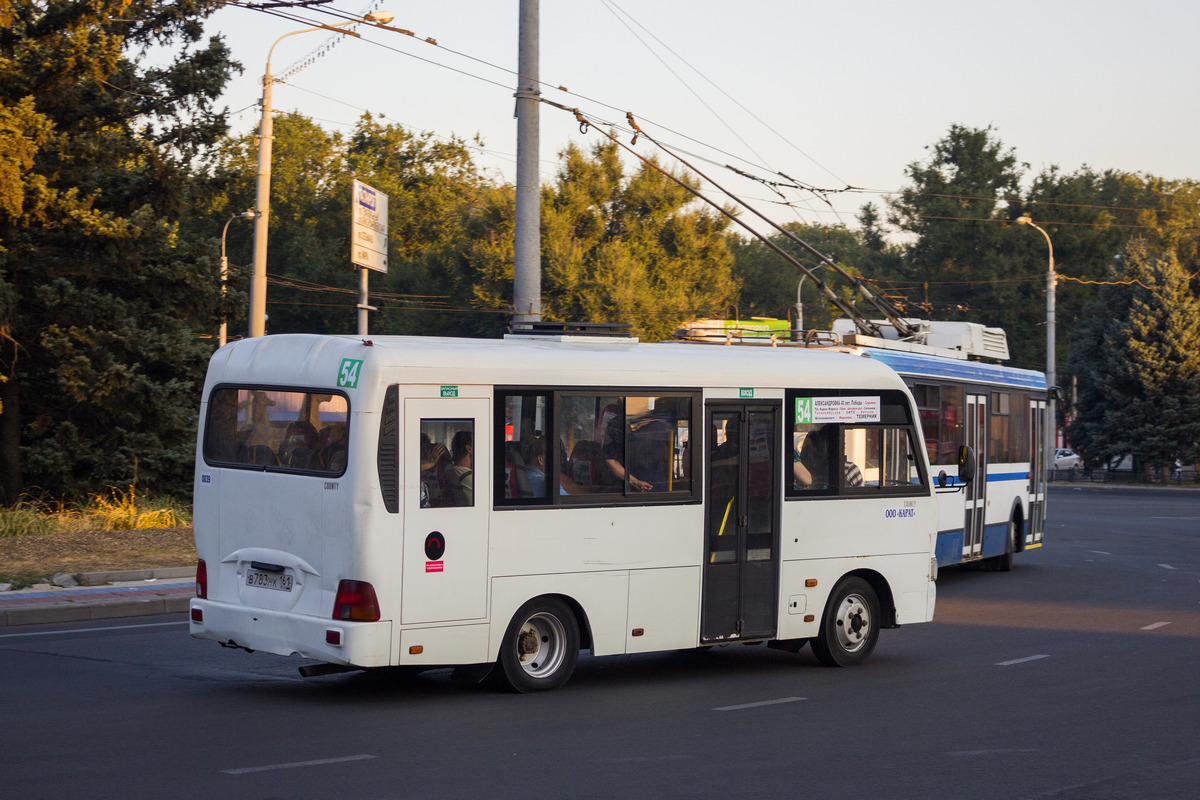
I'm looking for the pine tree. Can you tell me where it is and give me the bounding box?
[0,1,236,501]
[1067,239,1200,477]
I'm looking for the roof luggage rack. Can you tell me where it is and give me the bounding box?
[505,321,639,343]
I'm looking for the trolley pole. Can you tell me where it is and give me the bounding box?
[512,0,542,327]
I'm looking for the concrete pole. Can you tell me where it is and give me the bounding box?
[513,0,542,326]
[249,68,274,338]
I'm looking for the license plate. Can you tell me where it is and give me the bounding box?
[245,568,293,592]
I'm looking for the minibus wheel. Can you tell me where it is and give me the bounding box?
[493,597,580,692]
[811,577,880,667]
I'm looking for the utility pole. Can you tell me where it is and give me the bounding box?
[249,13,393,338]
[512,0,542,327]
[249,63,275,338]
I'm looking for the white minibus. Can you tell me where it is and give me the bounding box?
[190,329,939,690]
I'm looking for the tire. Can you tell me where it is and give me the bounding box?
[810,577,880,667]
[997,517,1017,572]
[492,597,580,693]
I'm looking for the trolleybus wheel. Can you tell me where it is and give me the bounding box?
[811,577,880,667]
[493,597,580,692]
[986,515,1018,572]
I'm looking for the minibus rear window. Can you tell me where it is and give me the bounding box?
[203,387,349,474]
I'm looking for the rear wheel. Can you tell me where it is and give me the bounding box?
[492,597,580,692]
[811,577,880,667]
[987,516,1017,572]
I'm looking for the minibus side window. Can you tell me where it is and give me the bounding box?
[419,419,474,508]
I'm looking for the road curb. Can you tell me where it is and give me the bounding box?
[0,594,192,627]
[0,567,195,628]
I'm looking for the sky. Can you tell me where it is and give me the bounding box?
[202,0,1200,237]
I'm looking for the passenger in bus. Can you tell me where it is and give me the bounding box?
[794,425,864,489]
[794,425,828,489]
[448,430,474,506]
[205,390,241,463]
[420,434,450,507]
[603,413,663,493]
[518,435,547,498]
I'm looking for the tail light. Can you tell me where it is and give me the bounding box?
[333,580,380,622]
[196,559,208,599]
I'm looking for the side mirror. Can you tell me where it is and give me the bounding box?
[937,470,949,488]
[957,445,976,484]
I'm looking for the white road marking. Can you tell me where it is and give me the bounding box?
[1141,621,1171,631]
[714,696,806,711]
[996,654,1050,666]
[0,621,188,639]
[954,748,1039,756]
[223,755,377,775]
[1158,564,1178,570]
[1088,550,1111,555]
[1150,516,1200,520]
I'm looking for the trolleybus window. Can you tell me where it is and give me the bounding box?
[203,387,349,474]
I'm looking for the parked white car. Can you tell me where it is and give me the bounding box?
[1054,448,1083,470]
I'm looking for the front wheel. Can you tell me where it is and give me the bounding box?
[811,577,880,667]
[492,597,580,693]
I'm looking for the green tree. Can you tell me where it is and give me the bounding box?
[517,140,737,341]
[207,113,499,337]
[0,0,236,502]
[729,219,889,329]
[1067,239,1200,477]
[884,125,1046,366]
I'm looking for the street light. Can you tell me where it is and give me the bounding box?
[249,11,395,338]
[1016,214,1057,470]
[220,210,257,347]
[792,264,829,338]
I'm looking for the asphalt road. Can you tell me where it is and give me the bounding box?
[2,486,1197,800]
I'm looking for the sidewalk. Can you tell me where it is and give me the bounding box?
[0,567,194,627]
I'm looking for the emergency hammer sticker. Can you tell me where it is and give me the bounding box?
[424,531,446,571]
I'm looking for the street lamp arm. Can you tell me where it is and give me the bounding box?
[265,22,362,73]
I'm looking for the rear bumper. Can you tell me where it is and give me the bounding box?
[190,598,393,667]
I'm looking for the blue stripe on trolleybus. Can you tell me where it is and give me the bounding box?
[936,523,1011,565]
[935,531,964,566]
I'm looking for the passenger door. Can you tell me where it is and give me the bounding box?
[402,397,490,624]
[701,404,780,643]
[963,393,988,559]
[1028,397,1047,547]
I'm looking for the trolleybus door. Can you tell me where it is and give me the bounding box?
[964,393,988,559]
[1028,397,1047,546]
[701,404,780,643]
[402,397,490,625]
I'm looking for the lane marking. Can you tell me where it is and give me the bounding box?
[0,621,188,640]
[996,654,1050,666]
[1141,621,1171,631]
[223,755,376,775]
[1088,550,1111,555]
[1158,564,1178,570]
[714,696,806,711]
[954,748,1039,756]
[1150,516,1200,520]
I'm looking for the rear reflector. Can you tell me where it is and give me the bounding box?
[191,608,203,623]
[326,629,342,646]
[333,580,381,622]
[196,559,208,599]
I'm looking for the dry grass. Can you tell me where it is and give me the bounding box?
[0,527,196,588]
[0,488,194,588]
